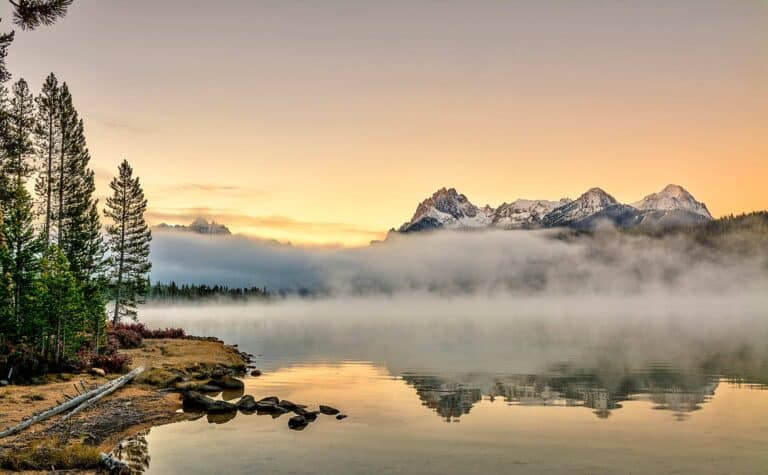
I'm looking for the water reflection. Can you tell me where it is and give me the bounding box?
[402,367,722,421]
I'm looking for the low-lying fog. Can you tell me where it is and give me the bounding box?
[151,228,768,295]
[146,228,768,380]
[142,293,768,380]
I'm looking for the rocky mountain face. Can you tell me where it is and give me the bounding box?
[397,185,711,233]
[631,184,712,219]
[155,218,232,235]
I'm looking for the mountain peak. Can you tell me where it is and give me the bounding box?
[400,187,490,232]
[631,185,711,219]
[541,187,619,227]
[156,218,232,235]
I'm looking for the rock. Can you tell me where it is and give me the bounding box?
[210,369,225,380]
[209,375,244,390]
[89,368,106,377]
[250,369,262,377]
[197,384,222,393]
[182,391,216,411]
[288,415,308,430]
[0,380,8,386]
[278,400,299,411]
[319,405,340,415]
[174,381,199,391]
[258,396,279,404]
[237,395,257,412]
[294,407,319,421]
[336,414,348,420]
[206,400,237,413]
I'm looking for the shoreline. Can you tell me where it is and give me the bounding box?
[0,336,250,472]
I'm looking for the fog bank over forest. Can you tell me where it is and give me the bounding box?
[150,226,768,296]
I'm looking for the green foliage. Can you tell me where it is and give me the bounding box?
[149,281,270,301]
[30,246,86,362]
[1,183,41,335]
[104,159,152,323]
[34,72,59,244]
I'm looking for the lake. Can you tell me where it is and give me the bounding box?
[117,296,768,474]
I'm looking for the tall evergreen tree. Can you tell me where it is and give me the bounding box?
[34,72,59,245]
[2,183,40,333]
[5,77,35,187]
[0,207,12,340]
[54,82,75,243]
[31,245,84,363]
[104,160,151,323]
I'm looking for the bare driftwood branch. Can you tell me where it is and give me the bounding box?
[58,367,145,423]
[0,367,145,439]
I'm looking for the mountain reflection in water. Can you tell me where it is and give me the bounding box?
[401,367,727,422]
[122,300,768,474]
[115,362,768,475]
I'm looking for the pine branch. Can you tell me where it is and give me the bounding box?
[10,0,75,30]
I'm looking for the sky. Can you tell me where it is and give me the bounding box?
[4,0,767,246]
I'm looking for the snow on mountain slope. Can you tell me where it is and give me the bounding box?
[541,188,620,227]
[631,184,712,219]
[492,198,571,229]
[396,184,712,234]
[399,188,492,232]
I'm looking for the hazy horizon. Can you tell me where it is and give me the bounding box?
[4,0,767,245]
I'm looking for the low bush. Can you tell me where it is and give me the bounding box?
[108,324,144,349]
[0,342,49,383]
[108,322,186,344]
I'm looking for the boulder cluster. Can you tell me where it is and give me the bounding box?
[180,375,345,430]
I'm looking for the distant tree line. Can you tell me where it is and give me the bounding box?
[0,1,153,375]
[148,282,270,302]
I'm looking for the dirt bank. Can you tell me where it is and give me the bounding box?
[0,337,248,472]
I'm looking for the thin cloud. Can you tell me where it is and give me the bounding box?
[100,119,154,135]
[146,208,384,240]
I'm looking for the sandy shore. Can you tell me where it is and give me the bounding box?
[0,337,248,472]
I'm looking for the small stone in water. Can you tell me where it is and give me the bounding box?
[319,405,340,415]
[336,414,348,420]
[288,415,308,430]
[250,369,262,377]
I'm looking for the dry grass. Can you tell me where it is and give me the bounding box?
[0,337,247,473]
[124,338,245,373]
[0,436,101,471]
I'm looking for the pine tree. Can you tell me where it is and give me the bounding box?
[0,207,12,340]
[5,78,35,187]
[54,82,76,243]
[2,183,41,334]
[104,160,151,323]
[31,245,84,363]
[34,72,59,245]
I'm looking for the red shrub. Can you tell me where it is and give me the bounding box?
[107,324,144,349]
[108,322,186,342]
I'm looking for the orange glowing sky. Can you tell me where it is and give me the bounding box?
[5,1,767,245]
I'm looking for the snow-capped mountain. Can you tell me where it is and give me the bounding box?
[492,199,571,229]
[396,184,711,233]
[399,188,492,232]
[541,188,620,227]
[155,218,232,235]
[631,184,712,219]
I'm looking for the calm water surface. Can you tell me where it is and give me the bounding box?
[117,298,768,474]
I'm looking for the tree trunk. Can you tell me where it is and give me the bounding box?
[0,367,145,438]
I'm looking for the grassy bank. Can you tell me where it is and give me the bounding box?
[0,337,247,472]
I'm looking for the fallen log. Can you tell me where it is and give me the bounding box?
[58,367,145,423]
[0,366,145,439]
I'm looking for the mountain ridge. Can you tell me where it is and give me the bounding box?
[397,185,711,233]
